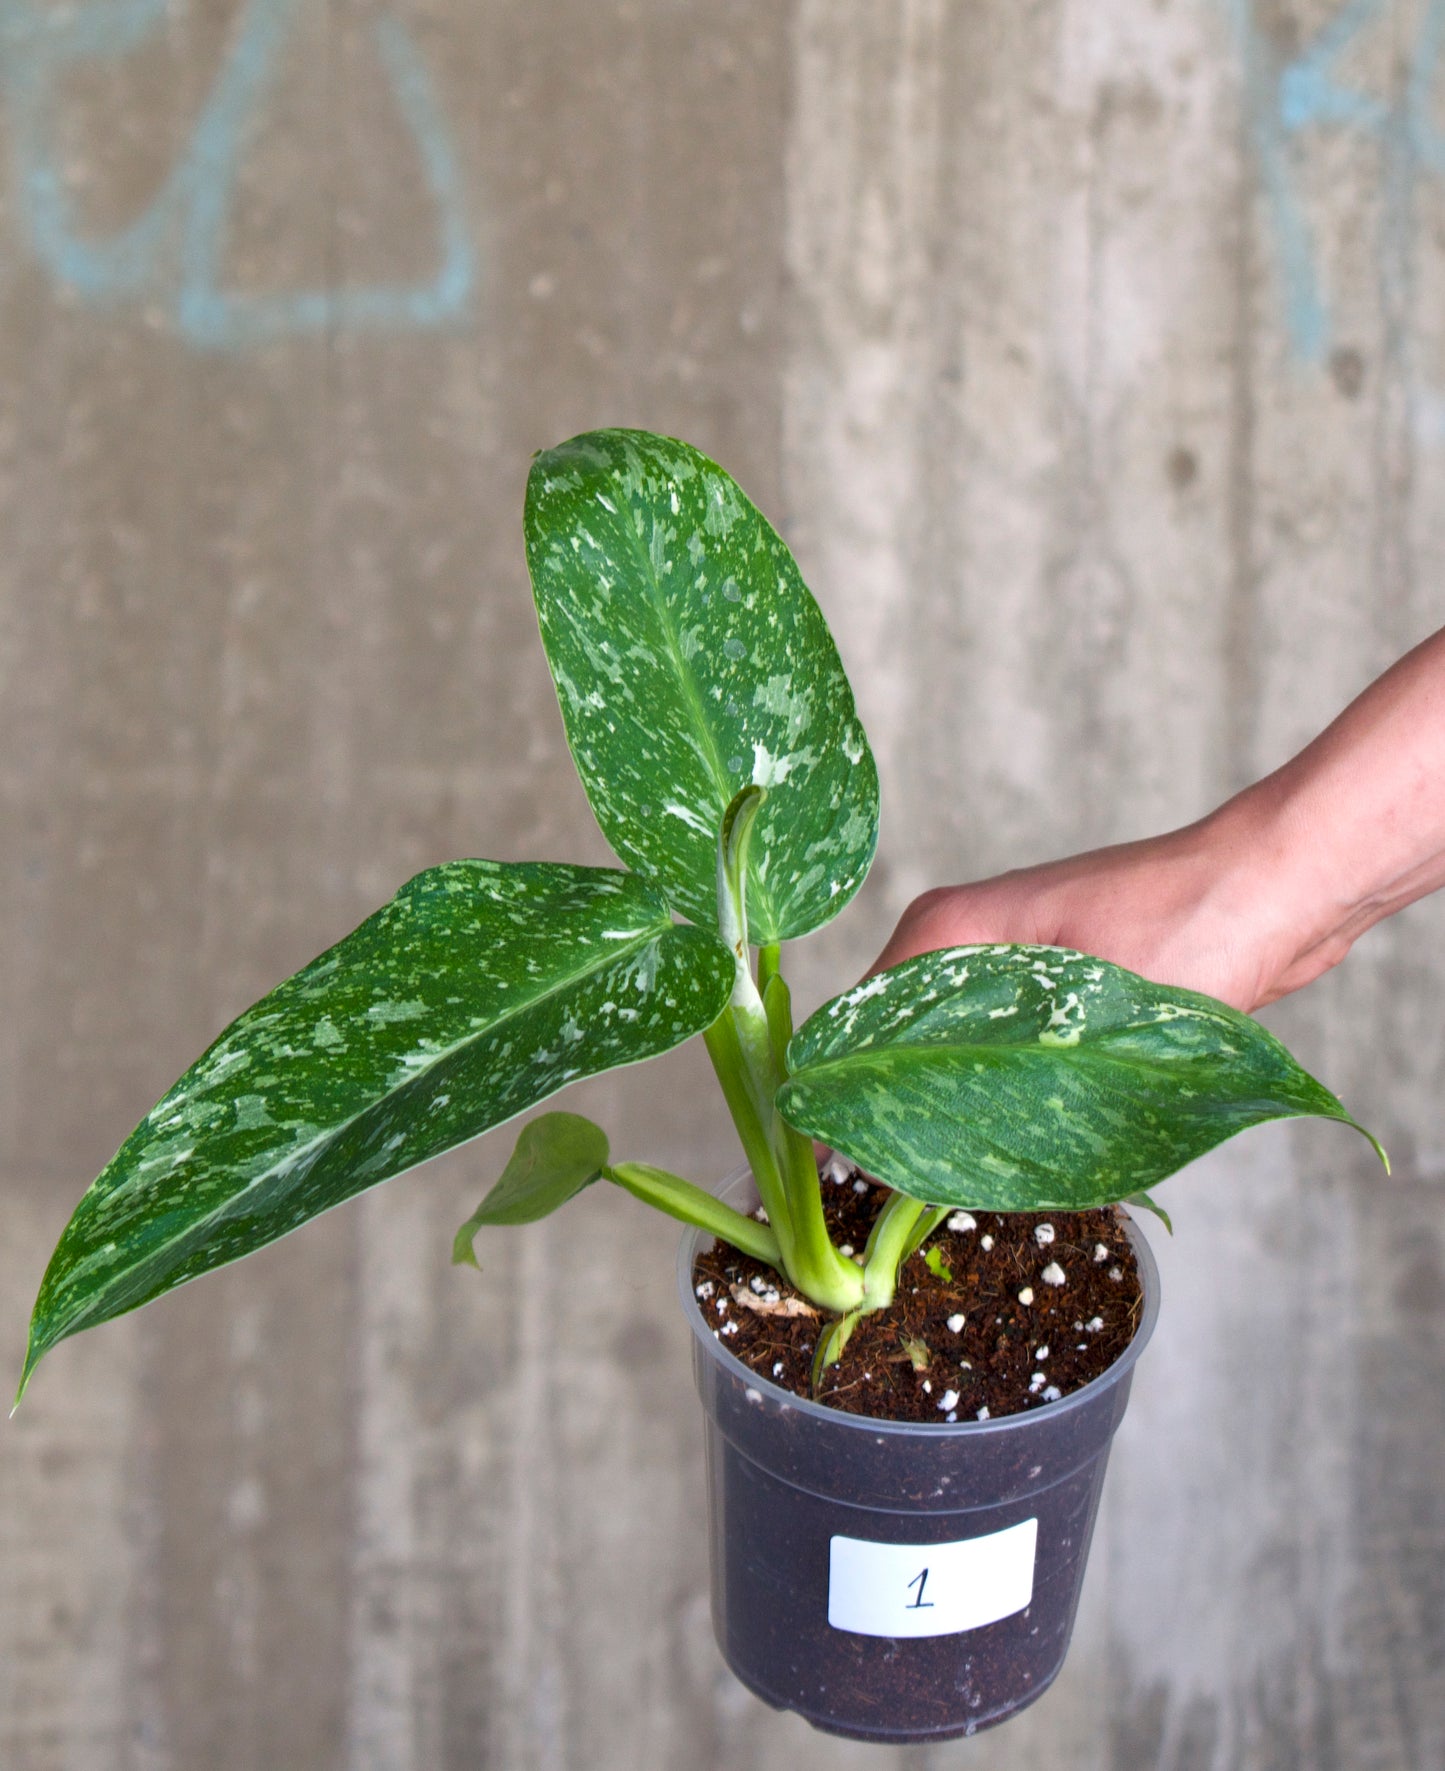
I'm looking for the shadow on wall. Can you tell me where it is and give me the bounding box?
[0,0,476,350]
[1231,0,1445,427]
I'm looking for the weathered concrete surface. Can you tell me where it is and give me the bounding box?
[2,2,1442,1766]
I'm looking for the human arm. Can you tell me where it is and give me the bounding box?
[875,626,1445,1014]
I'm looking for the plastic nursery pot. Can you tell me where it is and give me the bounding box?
[678,1170,1161,1744]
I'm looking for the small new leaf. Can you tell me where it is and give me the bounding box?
[718,784,765,959]
[922,1244,952,1282]
[762,971,793,1077]
[811,1309,861,1395]
[1125,1190,1173,1235]
[453,1112,610,1264]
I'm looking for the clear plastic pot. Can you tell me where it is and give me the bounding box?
[678,1170,1161,1742]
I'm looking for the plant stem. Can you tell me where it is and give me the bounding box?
[774,1113,862,1306]
[859,1189,930,1313]
[703,1012,794,1247]
[604,1162,783,1266]
[902,1204,951,1264]
[705,994,863,1311]
[709,786,862,1313]
[757,942,781,992]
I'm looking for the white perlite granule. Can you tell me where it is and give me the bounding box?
[1034,1223,1055,1245]
[938,1389,960,1412]
[946,1313,965,1333]
[947,1211,976,1233]
[1041,1261,1066,1287]
[1017,1286,1034,1306]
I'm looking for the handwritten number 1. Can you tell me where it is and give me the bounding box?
[905,1568,934,1609]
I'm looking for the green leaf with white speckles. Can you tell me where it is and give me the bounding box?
[21,862,732,1397]
[525,430,879,942]
[777,945,1386,1211]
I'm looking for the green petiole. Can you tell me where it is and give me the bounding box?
[858,1190,930,1313]
[604,1162,783,1267]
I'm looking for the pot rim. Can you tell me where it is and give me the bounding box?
[677,1164,1161,1439]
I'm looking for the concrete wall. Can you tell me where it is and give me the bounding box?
[3,3,1442,1766]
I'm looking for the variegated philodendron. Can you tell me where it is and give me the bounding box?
[20,430,1384,1403]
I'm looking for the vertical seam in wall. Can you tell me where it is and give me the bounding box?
[1223,33,1260,796]
[1374,2,1417,661]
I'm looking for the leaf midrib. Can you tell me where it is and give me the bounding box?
[782,1042,1344,1207]
[617,475,783,934]
[787,1024,1341,1111]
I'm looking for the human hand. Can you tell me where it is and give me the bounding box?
[876,626,1445,1016]
[873,802,1335,1016]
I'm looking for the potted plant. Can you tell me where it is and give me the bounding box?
[19,429,1382,1742]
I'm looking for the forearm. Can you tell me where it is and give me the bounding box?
[1214,625,1445,998]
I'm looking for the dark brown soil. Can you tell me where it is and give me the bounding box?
[692,1161,1143,1423]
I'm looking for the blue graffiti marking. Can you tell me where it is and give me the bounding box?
[0,0,476,349]
[1277,0,1392,135]
[1231,0,1445,363]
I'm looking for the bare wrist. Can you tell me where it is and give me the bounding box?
[1192,776,1360,1001]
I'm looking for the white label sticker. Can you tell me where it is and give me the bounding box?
[827,1517,1037,1638]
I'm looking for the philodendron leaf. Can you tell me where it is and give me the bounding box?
[453,1112,611,1263]
[23,862,732,1396]
[777,945,1386,1213]
[525,429,879,943]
